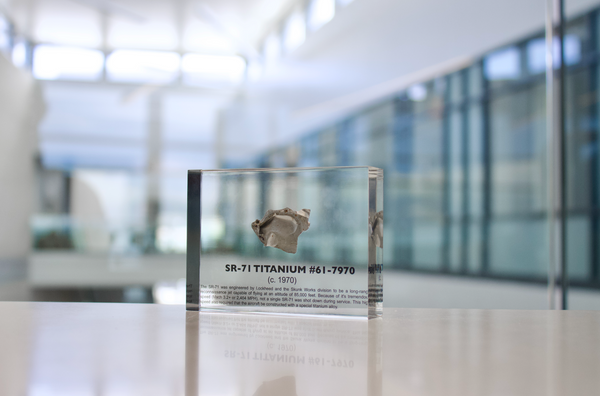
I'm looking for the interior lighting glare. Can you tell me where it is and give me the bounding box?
[33,45,104,80]
[181,53,246,83]
[263,33,281,64]
[153,279,186,305]
[408,84,427,101]
[484,46,520,81]
[563,35,582,65]
[283,12,306,52]
[526,35,581,74]
[0,16,10,55]
[12,41,27,68]
[0,15,8,32]
[0,34,8,55]
[106,49,180,83]
[308,0,335,31]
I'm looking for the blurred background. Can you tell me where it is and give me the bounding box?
[1,0,599,309]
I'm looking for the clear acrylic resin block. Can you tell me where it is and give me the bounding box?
[186,166,383,318]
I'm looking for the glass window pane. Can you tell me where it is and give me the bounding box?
[567,216,590,282]
[413,221,443,270]
[565,68,594,211]
[565,1,600,310]
[490,83,546,216]
[489,218,548,278]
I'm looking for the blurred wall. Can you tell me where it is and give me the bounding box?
[0,54,45,281]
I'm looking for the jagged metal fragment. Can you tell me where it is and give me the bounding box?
[369,211,383,248]
[251,207,311,254]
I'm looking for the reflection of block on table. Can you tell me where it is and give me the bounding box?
[187,166,383,318]
[190,312,377,396]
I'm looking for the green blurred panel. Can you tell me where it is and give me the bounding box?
[489,218,548,278]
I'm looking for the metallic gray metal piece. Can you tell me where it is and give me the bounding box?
[251,207,311,254]
[370,210,383,249]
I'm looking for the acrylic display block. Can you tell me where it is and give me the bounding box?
[186,166,383,318]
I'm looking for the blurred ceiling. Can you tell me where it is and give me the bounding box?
[3,0,296,55]
[3,0,599,144]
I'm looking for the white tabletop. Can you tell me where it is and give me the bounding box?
[0,302,598,396]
